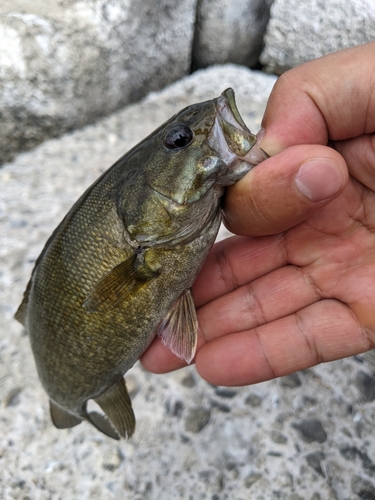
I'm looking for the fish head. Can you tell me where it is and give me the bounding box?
[147,87,266,205]
[120,88,267,245]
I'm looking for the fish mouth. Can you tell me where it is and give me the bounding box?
[207,88,268,182]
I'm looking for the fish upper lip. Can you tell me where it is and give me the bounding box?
[206,88,256,166]
[214,88,269,166]
[216,97,242,131]
[216,88,251,135]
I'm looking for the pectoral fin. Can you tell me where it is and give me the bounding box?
[93,378,136,439]
[83,250,158,312]
[156,289,198,364]
[50,400,82,429]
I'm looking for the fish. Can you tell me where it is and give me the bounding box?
[15,88,267,440]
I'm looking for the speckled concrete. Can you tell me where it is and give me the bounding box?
[1,65,375,500]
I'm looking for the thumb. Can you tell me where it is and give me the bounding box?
[223,144,348,236]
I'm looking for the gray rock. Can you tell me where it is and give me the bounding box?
[244,471,262,488]
[101,448,124,471]
[267,450,282,457]
[355,370,375,402]
[340,446,375,475]
[362,349,375,371]
[339,445,359,461]
[351,476,375,500]
[185,407,211,433]
[165,399,184,418]
[0,0,196,165]
[245,393,263,407]
[210,399,231,413]
[301,395,318,408]
[310,494,322,500]
[292,418,328,443]
[261,0,375,74]
[277,471,293,488]
[192,0,274,70]
[2,386,23,407]
[125,374,140,399]
[179,372,197,388]
[214,387,237,399]
[270,430,288,445]
[306,451,326,477]
[279,372,302,388]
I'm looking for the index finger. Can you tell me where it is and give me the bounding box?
[260,41,375,156]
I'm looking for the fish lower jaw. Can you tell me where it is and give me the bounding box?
[207,117,257,184]
[222,159,254,184]
[209,107,271,178]
[242,143,270,166]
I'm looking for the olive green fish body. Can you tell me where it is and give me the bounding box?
[28,193,220,409]
[16,89,266,439]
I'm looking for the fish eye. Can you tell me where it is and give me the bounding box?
[164,124,193,150]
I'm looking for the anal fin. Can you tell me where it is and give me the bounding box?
[93,378,136,439]
[156,289,198,364]
[50,400,82,429]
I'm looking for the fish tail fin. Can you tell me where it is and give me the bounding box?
[93,378,136,439]
[49,400,82,429]
[86,411,120,440]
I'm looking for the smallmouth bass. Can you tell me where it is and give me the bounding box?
[15,88,266,439]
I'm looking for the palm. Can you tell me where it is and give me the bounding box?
[141,175,375,385]
[287,175,375,319]
[192,177,375,385]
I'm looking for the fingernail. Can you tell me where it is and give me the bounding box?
[256,127,265,143]
[256,128,283,157]
[295,160,343,202]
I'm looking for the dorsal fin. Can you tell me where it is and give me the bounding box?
[156,289,198,364]
[93,378,136,439]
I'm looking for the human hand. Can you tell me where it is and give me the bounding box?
[141,42,375,386]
